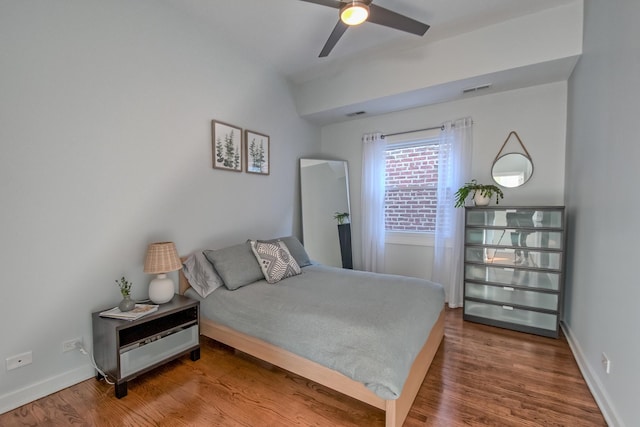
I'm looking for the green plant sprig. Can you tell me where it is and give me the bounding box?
[115,276,132,298]
[454,179,505,208]
[334,212,350,225]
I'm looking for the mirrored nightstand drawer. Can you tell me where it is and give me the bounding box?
[465,264,560,291]
[465,283,558,311]
[465,228,563,250]
[464,301,557,331]
[466,247,562,270]
[120,325,198,378]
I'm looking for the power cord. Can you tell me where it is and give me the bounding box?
[75,342,115,385]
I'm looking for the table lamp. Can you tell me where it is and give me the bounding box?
[143,241,182,304]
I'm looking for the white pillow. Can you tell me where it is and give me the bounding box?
[182,251,224,298]
[249,240,301,284]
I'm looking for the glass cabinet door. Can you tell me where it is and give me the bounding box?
[466,247,562,270]
[464,301,558,331]
[465,264,560,291]
[466,208,563,229]
[465,283,558,311]
[465,228,563,250]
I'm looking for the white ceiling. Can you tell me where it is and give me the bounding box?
[168,0,577,81]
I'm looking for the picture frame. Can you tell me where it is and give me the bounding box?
[245,130,270,175]
[212,120,243,172]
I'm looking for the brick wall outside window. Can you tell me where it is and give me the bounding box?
[385,142,440,232]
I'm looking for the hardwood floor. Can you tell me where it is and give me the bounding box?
[0,308,606,426]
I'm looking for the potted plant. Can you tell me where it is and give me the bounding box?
[333,212,353,269]
[333,211,350,224]
[115,276,135,312]
[454,179,504,207]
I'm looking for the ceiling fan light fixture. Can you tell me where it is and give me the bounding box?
[340,1,369,26]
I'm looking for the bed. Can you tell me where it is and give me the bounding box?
[178,237,445,427]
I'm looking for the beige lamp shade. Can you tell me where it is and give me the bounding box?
[144,242,182,274]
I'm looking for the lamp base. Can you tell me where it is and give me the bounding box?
[148,274,175,304]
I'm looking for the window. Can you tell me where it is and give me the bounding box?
[385,131,441,234]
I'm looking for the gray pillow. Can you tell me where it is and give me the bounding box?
[182,251,224,298]
[259,235,311,267]
[203,242,264,290]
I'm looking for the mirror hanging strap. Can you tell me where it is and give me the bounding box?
[494,131,532,162]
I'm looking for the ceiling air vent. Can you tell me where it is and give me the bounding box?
[346,111,366,117]
[462,84,492,94]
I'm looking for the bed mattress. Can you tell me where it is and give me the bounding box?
[186,264,444,399]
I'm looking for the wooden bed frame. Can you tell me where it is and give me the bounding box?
[179,267,444,427]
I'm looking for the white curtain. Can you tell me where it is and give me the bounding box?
[361,132,386,273]
[432,118,473,308]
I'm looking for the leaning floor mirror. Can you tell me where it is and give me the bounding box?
[300,158,352,269]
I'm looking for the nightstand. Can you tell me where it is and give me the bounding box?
[92,294,200,398]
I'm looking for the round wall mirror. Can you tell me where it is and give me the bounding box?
[492,153,534,188]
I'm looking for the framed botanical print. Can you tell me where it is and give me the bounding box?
[212,120,243,172]
[245,130,270,175]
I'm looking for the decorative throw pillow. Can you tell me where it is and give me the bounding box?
[250,240,301,284]
[203,242,265,290]
[258,236,312,267]
[182,251,225,298]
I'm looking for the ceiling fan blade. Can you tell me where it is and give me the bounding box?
[319,20,349,57]
[368,4,430,36]
[298,0,342,9]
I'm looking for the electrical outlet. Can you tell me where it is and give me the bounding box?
[6,351,32,371]
[601,352,611,374]
[63,338,83,353]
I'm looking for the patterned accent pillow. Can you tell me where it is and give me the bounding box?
[258,236,312,267]
[249,240,301,284]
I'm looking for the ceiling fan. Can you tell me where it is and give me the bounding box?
[299,0,430,57]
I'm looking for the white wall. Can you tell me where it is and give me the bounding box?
[320,82,567,277]
[0,0,319,412]
[564,1,640,426]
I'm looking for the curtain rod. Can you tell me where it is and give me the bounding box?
[383,125,444,138]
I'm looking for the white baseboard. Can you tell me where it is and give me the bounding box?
[0,364,95,415]
[561,321,622,427]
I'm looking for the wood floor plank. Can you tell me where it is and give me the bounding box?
[0,308,606,426]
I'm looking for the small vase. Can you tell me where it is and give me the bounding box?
[118,295,136,312]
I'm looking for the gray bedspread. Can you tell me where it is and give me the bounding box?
[186,264,444,400]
